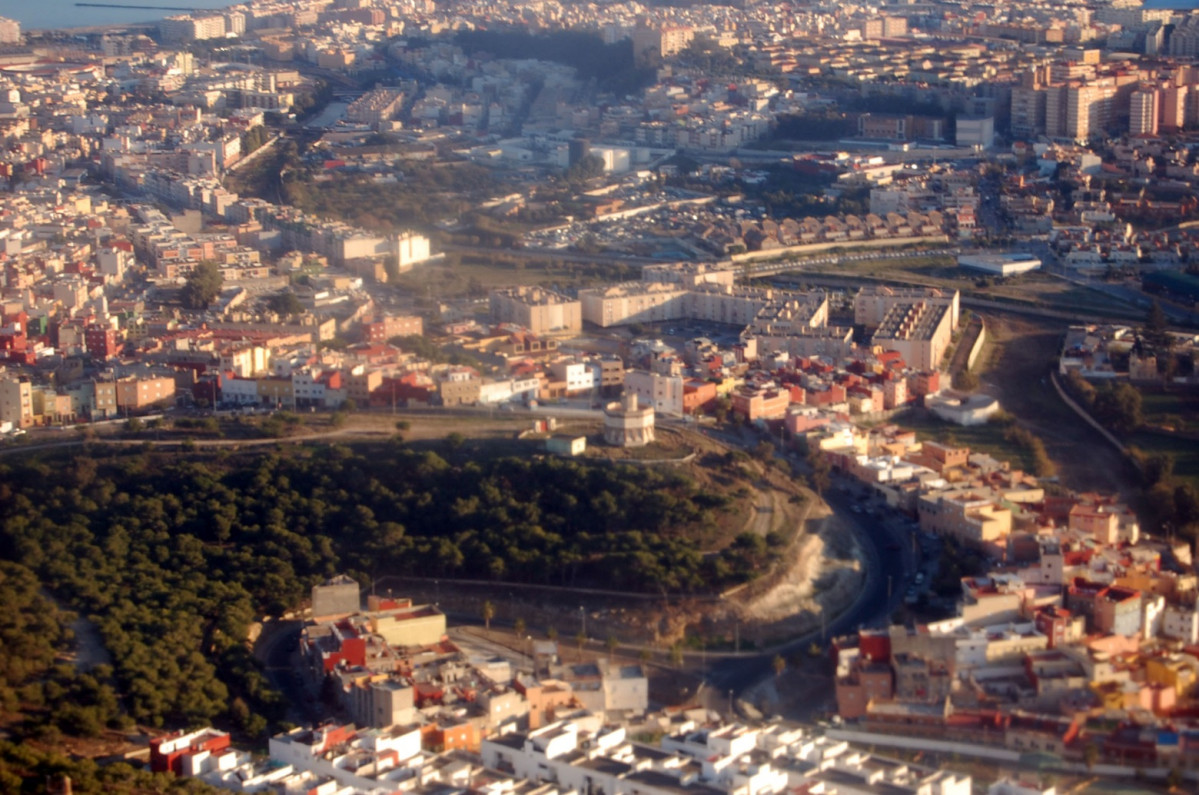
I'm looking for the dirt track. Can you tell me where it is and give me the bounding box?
[979,313,1135,495]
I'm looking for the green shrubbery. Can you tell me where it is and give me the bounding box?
[0,444,757,736]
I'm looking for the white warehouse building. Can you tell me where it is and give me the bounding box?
[958,252,1042,277]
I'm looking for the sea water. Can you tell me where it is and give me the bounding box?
[0,0,236,31]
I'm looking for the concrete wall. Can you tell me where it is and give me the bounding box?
[824,728,1197,784]
[965,319,988,371]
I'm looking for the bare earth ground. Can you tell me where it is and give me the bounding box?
[978,313,1136,496]
[722,503,863,643]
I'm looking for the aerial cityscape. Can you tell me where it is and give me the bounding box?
[1,0,1199,792]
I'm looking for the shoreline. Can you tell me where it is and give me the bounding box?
[28,21,159,34]
[11,0,239,35]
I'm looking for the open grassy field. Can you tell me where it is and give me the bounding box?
[393,256,632,298]
[1139,390,1199,434]
[1127,430,1199,490]
[885,409,1039,473]
[806,257,1145,319]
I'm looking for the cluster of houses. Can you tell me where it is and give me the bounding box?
[154,708,981,795]
[810,402,1199,770]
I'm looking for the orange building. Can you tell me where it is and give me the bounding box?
[424,720,480,752]
[513,676,576,730]
[731,385,790,421]
[682,379,716,414]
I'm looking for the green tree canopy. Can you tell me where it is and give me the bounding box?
[566,154,605,184]
[267,290,304,318]
[1093,382,1143,434]
[1144,300,1170,352]
[181,261,223,310]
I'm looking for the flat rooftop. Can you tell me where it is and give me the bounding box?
[874,301,951,342]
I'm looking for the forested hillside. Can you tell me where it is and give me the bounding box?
[0,441,772,741]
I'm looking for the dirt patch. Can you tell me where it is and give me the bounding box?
[978,313,1138,496]
[564,483,863,651]
[726,505,863,638]
[742,652,838,721]
[66,615,112,672]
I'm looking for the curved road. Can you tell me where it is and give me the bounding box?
[704,475,911,695]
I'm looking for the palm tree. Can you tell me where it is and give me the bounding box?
[669,643,684,669]
[546,626,559,642]
[575,629,587,658]
[514,617,526,637]
[605,635,619,660]
[482,600,495,632]
[772,654,786,678]
[1083,742,1099,771]
[639,648,652,667]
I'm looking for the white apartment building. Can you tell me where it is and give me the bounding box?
[220,375,261,406]
[551,360,599,395]
[0,16,19,43]
[491,287,582,336]
[478,377,541,405]
[580,282,688,327]
[393,232,432,271]
[1163,598,1199,644]
[0,377,33,428]
[624,370,685,417]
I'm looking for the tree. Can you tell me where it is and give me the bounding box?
[546,626,558,642]
[242,125,269,154]
[1145,299,1170,353]
[752,441,775,462]
[605,634,619,659]
[566,153,605,184]
[1093,382,1143,434]
[513,617,526,637]
[125,417,144,434]
[639,648,652,666]
[1083,742,1099,771]
[713,397,730,424]
[575,630,587,657]
[267,290,304,318]
[952,369,979,392]
[482,600,495,632]
[181,261,223,309]
[772,654,786,678]
[1142,452,1175,488]
[806,450,831,495]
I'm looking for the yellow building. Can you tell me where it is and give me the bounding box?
[258,377,295,409]
[1145,655,1199,698]
[369,605,446,648]
[116,375,176,411]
